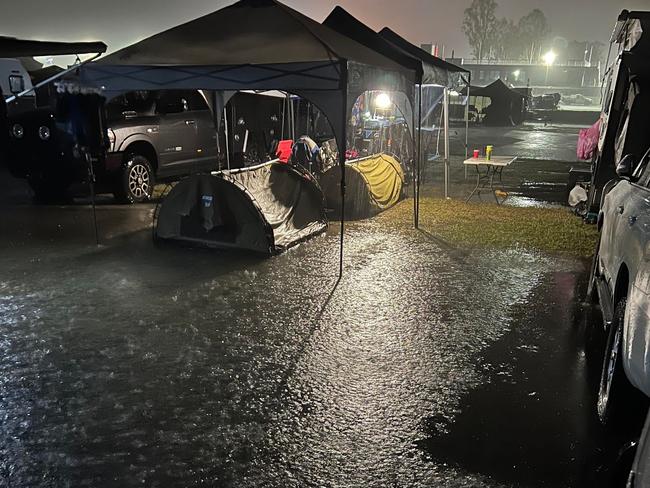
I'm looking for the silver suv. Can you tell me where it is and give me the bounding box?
[106,90,218,203]
[589,149,650,423]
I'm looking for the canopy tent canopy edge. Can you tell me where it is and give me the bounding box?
[378,27,470,89]
[0,36,107,58]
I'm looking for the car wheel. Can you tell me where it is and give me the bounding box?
[598,298,632,424]
[114,154,155,204]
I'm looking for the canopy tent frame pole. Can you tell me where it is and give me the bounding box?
[444,87,450,199]
[416,83,423,228]
[412,92,416,227]
[223,107,230,170]
[464,78,471,179]
[211,91,222,171]
[338,66,348,280]
[281,95,286,139]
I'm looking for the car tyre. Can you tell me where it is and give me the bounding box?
[114,154,155,204]
[598,298,634,424]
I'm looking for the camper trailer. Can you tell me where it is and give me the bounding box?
[0,58,35,114]
[588,10,650,212]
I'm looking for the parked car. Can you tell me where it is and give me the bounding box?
[7,89,218,203]
[589,149,650,423]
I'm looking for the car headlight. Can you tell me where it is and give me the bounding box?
[11,124,24,139]
[38,126,51,141]
[107,128,116,150]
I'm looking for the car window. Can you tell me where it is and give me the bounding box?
[184,91,209,112]
[157,91,186,114]
[8,75,24,94]
[106,91,156,120]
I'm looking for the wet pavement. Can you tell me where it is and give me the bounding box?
[422,123,590,206]
[449,123,584,164]
[0,165,646,487]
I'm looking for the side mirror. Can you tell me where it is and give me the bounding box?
[616,154,636,180]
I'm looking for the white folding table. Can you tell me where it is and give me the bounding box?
[463,156,517,204]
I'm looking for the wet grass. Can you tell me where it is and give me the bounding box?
[377,198,599,258]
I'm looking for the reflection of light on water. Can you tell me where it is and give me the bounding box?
[506,195,563,209]
[0,218,584,486]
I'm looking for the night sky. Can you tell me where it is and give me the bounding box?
[0,0,646,58]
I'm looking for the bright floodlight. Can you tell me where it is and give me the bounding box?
[374,92,392,110]
[513,70,521,79]
[543,51,557,66]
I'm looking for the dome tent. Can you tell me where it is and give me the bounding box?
[321,154,404,219]
[156,162,327,255]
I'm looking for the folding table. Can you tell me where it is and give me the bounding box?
[464,156,517,204]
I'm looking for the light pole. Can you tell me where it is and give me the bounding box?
[543,50,557,86]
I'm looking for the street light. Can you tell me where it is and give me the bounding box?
[542,50,557,86]
[543,50,557,66]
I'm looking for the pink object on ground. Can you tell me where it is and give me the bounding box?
[577,119,601,161]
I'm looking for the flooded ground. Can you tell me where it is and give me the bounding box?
[422,123,589,207]
[0,181,642,487]
[0,122,637,487]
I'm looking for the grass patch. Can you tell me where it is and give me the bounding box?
[376,198,599,258]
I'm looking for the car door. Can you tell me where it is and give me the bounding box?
[601,153,650,292]
[156,91,197,176]
[184,90,218,172]
[621,154,650,393]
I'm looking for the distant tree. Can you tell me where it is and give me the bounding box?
[518,9,551,62]
[588,41,607,67]
[462,0,498,61]
[493,18,522,60]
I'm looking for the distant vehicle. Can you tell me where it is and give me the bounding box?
[531,93,561,110]
[588,149,650,423]
[7,89,218,203]
[562,94,594,106]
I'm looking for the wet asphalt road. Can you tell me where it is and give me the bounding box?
[0,184,645,487]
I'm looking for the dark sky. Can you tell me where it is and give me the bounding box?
[0,0,645,58]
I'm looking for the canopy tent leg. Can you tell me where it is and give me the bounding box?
[464,85,470,179]
[443,87,450,199]
[281,95,286,139]
[416,84,423,228]
[412,89,418,227]
[223,107,230,170]
[84,149,100,246]
[338,76,348,280]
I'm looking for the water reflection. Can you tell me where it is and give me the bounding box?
[0,216,589,487]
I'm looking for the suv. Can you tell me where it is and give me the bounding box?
[7,89,218,203]
[589,149,650,423]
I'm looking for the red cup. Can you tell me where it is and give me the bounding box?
[473,149,480,159]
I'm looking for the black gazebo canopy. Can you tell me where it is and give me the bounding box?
[81,0,419,273]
